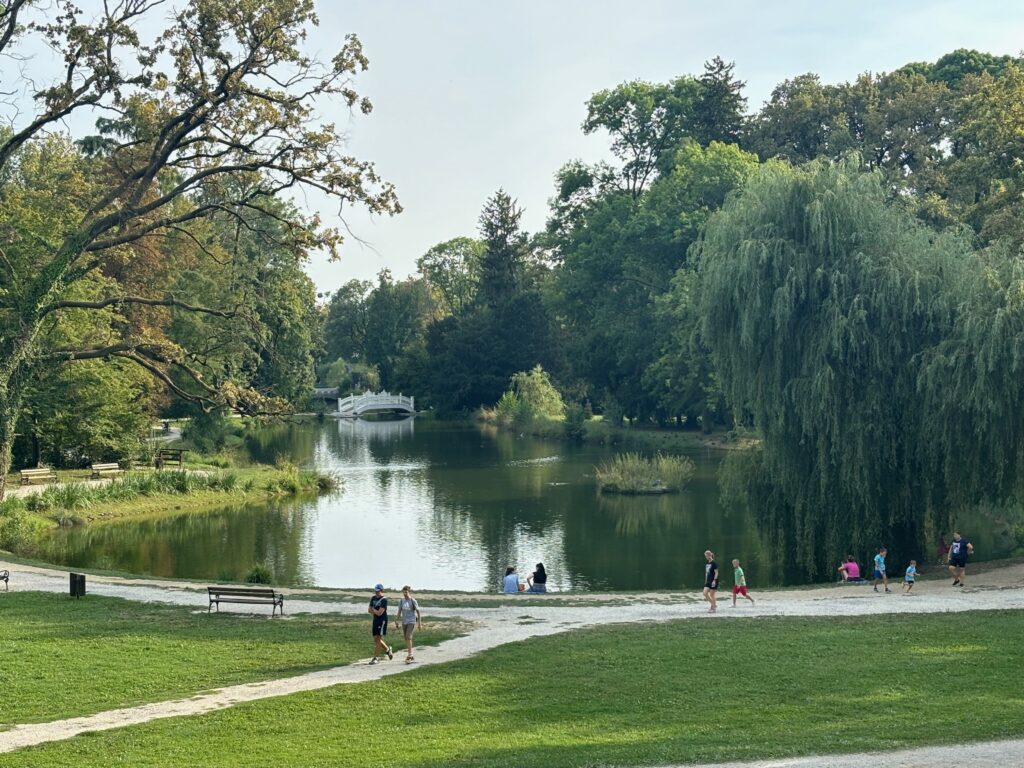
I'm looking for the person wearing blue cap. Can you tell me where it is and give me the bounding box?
[368,583,393,664]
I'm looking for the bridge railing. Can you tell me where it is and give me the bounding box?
[337,391,415,414]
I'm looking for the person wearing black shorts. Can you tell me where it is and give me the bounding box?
[947,531,974,587]
[703,550,720,613]
[368,583,393,664]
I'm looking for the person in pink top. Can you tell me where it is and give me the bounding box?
[837,556,861,582]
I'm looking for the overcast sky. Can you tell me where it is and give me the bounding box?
[299,1,1024,293]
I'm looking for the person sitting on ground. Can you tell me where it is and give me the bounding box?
[502,566,523,593]
[837,556,861,582]
[526,563,548,593]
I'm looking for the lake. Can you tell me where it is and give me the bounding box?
[31,419,1013,591]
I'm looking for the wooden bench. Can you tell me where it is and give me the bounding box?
[90,462,123,479]
[156,448,185,469]
[0,569,8,591]
[20,467,57,485]
[208,586,284,617]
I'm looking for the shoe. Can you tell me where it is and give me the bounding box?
[873,586,879,592]
[405,655,414,663]
[386,647,394,660]
[369,657,379,665]
[952,579,960,586]
[885,588,892,593]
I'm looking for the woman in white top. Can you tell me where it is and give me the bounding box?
[502,567,522,593]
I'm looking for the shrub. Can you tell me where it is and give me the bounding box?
[596,452,696,494]
[244,563,273,584]
[509,365,565,421]
[563,403,586,442]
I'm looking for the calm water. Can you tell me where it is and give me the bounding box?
[31,420,1014,591]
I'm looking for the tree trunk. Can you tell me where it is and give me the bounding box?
[0,387,22,502]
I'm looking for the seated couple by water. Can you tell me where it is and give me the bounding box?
[503,563,547,593]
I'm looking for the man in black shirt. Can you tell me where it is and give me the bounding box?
[368,583,394,664]
[703,550,719,613]
[947,531,974,587]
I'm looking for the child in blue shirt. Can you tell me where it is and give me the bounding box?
[902,559,917,594]
[872,547,890,593]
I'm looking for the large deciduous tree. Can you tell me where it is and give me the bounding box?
[0,0,399,498]
[697,158,1024,579]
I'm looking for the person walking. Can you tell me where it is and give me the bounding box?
[872,547,891,593]
[903,560,918,594]
[703,550,720,613]
[526,563,548,593]
[731,558,754,606]
[367,583,393,664]
[948,531,974,587]
[396,585,422,663]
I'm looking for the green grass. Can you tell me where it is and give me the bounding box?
[0,592,461,727]
[5,610,1024,766]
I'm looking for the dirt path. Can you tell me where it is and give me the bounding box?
[1,558,1022,760]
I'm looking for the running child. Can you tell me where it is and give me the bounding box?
[731,558,755,606]
[902,560,917,594]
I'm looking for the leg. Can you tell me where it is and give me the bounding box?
[708,589,717,612]
[745,591,755,604]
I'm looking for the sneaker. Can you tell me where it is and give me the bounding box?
[369,657,379,665]
[873,586,879,592]
[405,655,414,664]
[386,647,394,661]
[885,588,892,593]
[952,579,960,586]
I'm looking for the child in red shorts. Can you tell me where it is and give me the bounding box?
[732,558,755,606]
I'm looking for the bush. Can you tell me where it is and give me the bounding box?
[245,563,273,584]
[563,403,586,442]
[0,506,50,554]
[596,452,696,494]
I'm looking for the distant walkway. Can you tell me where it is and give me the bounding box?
[1,559,1024,756]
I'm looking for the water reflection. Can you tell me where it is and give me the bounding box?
[31,421,847,591]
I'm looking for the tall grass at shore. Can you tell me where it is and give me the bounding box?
[596,452,695,494]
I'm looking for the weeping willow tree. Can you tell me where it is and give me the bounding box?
[697,157,1024,579]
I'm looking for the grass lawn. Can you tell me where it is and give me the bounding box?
[4,610,1024,767]
[0,592,461,727]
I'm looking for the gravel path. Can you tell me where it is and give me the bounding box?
[1,558,1022,764]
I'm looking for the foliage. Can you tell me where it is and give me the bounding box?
[416,237,485,315]
[319,358,381,394]
[697,158,1017,577]
[508,366,565,421]
[595,452,695,494]
[244,563,273,584]
[0,0,400,499]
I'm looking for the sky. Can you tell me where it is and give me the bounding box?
[9,1,1024,293]
[302,0,1024,294]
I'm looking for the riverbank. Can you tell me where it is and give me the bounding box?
[476,410,758,454]
[0,465,339,556]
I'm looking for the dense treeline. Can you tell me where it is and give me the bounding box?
[322,49,1024,575]
[0,0,397,497]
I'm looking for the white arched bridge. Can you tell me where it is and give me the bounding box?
[312,389,416,417]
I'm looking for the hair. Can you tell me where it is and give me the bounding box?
[534,563,546,575]
[953,530,961,536]
[505,566,515,576]
[704,550,714,558]
[846,555,854,561]
[879,546,887,552]
[402,585,412,592]
[910,560,916,565]
[731,558,740,565]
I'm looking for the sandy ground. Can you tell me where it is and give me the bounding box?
[1,558,1022,764]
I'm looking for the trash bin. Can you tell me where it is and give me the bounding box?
[70,572,86,598]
